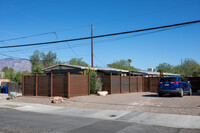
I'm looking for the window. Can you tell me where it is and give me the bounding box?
[160,78,176,82]
[182,77,188,83]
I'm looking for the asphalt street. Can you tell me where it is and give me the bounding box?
[0,108,199,133]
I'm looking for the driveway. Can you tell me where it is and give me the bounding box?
[2,92,200,116]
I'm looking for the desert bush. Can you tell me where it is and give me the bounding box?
[90,70,103,94]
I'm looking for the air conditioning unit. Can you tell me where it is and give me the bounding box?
[147,68,154,72]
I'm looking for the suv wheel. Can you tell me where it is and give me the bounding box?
[188,88,192,96]
[179,88,184,97]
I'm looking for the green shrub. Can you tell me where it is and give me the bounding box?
[89,70,103,94]
[96,77,103,92]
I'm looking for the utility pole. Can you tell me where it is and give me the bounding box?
[181,58,183,73]
[90,24,94,67]
[181,58,182,67]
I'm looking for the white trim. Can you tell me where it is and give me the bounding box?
[42,64,129,73]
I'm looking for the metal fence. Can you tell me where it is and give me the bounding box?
[185,77,200,92]
[22,72,200,98]
[99,74,145,94]
[143,77,200,93]
[22,72,90,98]
[100,75,200,93]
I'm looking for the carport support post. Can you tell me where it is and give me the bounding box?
[137,75,139,92]
[110,73,112,94]
[88,71,90,95]
[35,73,38,96]
[51,72,53,97]
[22,74,24,96]
[120,73,122,93]
[67,72,70,98]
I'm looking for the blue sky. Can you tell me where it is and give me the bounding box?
[0,0,200,70]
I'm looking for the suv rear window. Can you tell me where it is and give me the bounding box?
[160,78,176,82]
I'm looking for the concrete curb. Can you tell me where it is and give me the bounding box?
[0,101,199,129]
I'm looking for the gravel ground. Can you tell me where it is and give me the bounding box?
[1,92,200,116]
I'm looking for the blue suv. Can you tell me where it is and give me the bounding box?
[158,76,192,97]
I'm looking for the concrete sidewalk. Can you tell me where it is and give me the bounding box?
[0,93,22,99]
[0,101,199,129]
[0,93,8,99]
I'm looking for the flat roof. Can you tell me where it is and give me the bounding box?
[43,64,129,73]
[130,70,180,76]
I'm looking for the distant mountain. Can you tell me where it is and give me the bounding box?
[0,58,32,72]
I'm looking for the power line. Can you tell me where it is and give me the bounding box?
[0,32,55,43]
[0,52,91,61]
[0,24,191,53]
[0,26,88,43]
[93,25,186,44]
[0,20,199,49]
[66,42,79,57]
[0,30,23,36]
[93,55,106,68]
[0,24,194,60]
[0,53,21,59]
[0,41,89,53]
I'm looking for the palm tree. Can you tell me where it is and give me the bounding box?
[128,59,132,67]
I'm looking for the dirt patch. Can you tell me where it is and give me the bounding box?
[1,92,200,116]
[5,105,20,108]
[0,104,20,108]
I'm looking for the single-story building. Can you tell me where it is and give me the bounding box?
[130,70,180,77]
[42,64,129,75]
[0,79,10,86]
[43,64,179,77]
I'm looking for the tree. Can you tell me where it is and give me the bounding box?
[30,50,57,74]
[2,67,15,81]
[2,67,23,83]
[155,59,200,77]
[2,66,9,72]
[193,67,200,77]
[67,58,88,66]
[156,63,173,73]
[22,71,31,75]
[30,50,41,66]
[172,65,184,75]
[31,64,43,74]
[30,50,42,74]
[107,59,138,71]
[128,59,132,67]
[40,51,57,68]
[55,60,65,65]
[14,71,22,83]
[181,59,200,77]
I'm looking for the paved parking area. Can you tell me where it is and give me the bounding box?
[1,92,200,116]
[1,108,200,133]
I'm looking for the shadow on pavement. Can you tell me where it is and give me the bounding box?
[142,94,179,98]
[142,93,199,98]
[190,93,200,96]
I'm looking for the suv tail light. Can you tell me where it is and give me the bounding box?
[171,82,179,84]
[158,82,163,84]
